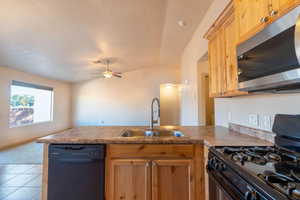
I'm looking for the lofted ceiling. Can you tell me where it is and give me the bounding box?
[0,0,213,82]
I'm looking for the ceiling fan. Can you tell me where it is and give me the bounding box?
[93,58,122,79]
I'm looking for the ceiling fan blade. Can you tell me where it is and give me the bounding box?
[93,60,101,64]
[113,74,122,78]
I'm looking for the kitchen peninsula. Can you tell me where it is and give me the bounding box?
[38,126,271,200]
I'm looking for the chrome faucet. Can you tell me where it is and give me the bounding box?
[150,97,160,130]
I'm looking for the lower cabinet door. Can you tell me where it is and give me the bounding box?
[108,159,151,200]
[151,159,194,200]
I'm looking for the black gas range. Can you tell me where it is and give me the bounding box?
[207,115,300,200]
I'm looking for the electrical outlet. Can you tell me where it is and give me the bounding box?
[263,115,272,130]
[249,114,259,127]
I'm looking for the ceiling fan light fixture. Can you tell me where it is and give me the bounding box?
[103,71,113,78]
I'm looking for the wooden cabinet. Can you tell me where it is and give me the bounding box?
[206,2,247,98]
[152,160,194,200]
[106,144,204,200]
[206,0,299,98]
[108,159,151,200]
[208,33,223,97]
[235,0,298,43]
[235,0,269,42]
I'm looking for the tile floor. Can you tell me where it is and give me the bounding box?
[0,164,42,200]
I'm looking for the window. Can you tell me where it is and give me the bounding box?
[9,81,53,127]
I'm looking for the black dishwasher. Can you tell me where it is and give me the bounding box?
[48,144,105,200]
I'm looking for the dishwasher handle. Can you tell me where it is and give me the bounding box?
[57,158,100,164]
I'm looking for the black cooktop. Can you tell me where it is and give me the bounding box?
[215,146,300,199]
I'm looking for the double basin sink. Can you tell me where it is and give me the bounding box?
[120,129,185,138]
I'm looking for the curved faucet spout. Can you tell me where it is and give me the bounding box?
[150,97,160,129]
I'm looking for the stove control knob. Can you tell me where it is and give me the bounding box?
[220,163,226,171]
[213,161,220,171]
[207,158,216,171]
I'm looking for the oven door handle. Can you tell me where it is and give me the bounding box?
[245,191,252,200]
[245,185,258,200]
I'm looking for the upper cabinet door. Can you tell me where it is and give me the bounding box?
[152,160,194,200]
[235,0,269,42]
[108,159,151,200]
[223,11,248,96]
[208,29,227,97]
[224,14,238,93]
[208,34,219,97]
[269,0,296,17]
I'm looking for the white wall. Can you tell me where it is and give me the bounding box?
[0,67,72,149]
[180,0,230,125]
[160,84,181,125]
[215,94,300,130]
[72,67,180,126]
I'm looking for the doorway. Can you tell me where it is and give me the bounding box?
[203,74,214,125]
[197,55,215,126]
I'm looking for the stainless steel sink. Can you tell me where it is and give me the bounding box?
[120,129,185,138]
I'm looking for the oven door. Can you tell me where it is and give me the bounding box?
[208,174,236,200]
[237,5,300,92]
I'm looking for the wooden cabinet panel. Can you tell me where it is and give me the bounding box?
[216,28,227,95]
[208,35,219,97]
[108,144,194,159]
[208,29,227,97]
[235,0,269,42]
[270,0,296,17]
[108,159,151,200]
[208,36,218,97]
[223,10,248,97]
[152,160,194,200]
[224,15,238,93]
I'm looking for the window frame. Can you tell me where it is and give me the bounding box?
[9,80,54,128]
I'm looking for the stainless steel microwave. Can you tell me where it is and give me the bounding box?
[237,5,300,93]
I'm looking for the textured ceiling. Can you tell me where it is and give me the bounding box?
[0,0,213,82]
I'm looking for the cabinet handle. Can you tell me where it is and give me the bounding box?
[152,161,157,166]
[270,10,278,17]
[260,16,269,23]
[146,162,150,167]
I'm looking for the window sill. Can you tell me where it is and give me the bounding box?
[9,120,54,129]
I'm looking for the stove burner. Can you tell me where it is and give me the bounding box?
[260,170,295,183]
[267,153,282,161]
[217,146,300,200]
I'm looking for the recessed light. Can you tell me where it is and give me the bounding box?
[178,20,187,27]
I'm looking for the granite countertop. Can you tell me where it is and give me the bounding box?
[37,126,272,147]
